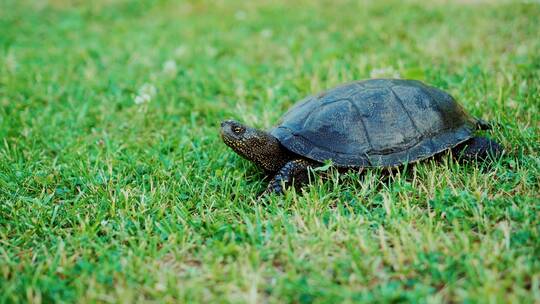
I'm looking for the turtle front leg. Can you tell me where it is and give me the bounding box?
[262,159,315,196]
[452,136,503,162]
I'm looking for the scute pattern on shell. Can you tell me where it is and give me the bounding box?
[270,79,476,167]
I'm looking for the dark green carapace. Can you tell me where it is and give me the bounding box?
[221,79,502,195]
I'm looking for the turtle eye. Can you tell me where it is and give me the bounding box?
[232,126,244,134]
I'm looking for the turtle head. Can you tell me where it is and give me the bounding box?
[220,120,289,172]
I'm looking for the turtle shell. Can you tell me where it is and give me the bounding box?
[270,79,477,167]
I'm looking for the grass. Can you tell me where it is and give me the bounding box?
[0,0,539,302]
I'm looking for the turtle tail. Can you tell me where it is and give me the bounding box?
[474,118,493,130]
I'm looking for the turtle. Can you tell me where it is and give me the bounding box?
[220,79,502,195]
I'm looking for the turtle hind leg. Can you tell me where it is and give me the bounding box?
[261,159,314,196]
[452,136,503,162]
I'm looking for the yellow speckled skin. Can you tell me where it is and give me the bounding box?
[220,120,293,172]
[221,120,319,195]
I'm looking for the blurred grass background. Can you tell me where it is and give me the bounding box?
[0,0,539,302]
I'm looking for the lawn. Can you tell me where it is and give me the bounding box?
[1,0,539,302]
